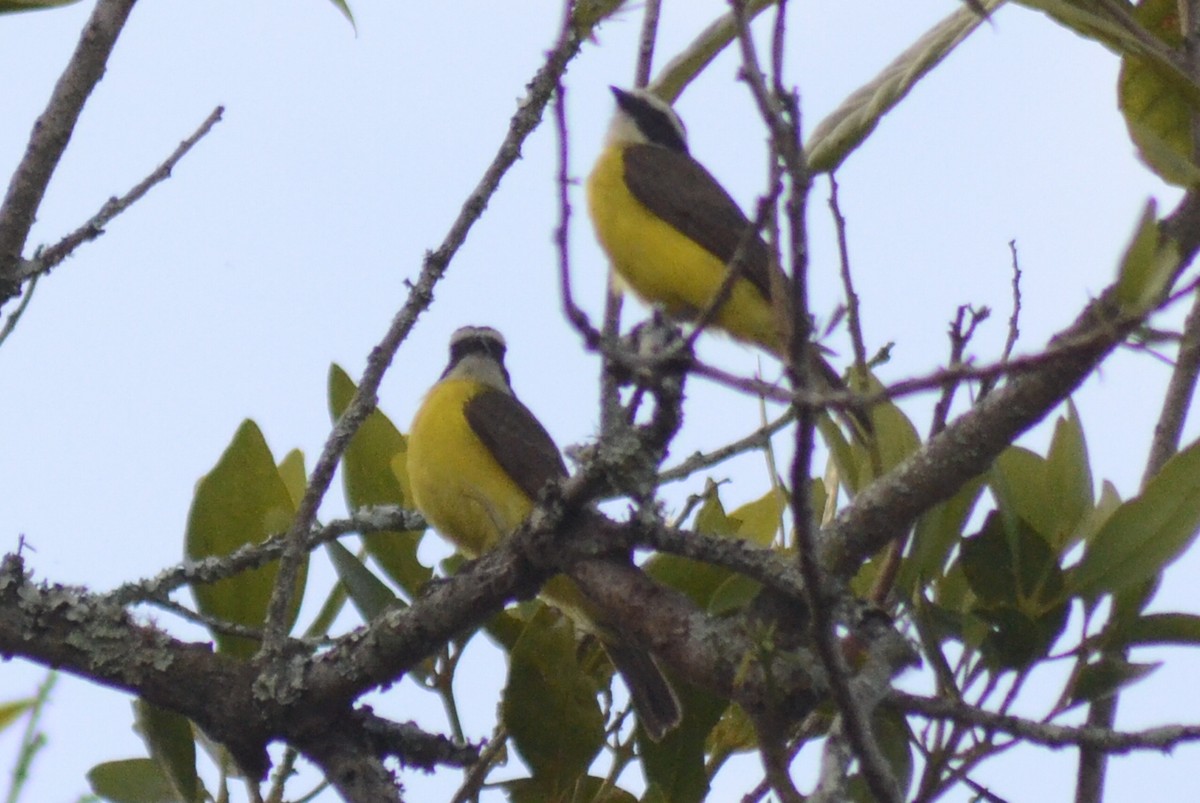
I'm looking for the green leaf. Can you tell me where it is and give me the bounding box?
[990,418,1099,550]
[960,513,1068,669]
[569,0,629,41]
[899,477,984,595]
[847,705,913,802]
[933,561,971,616]
[0,698,32,733]
[302,579,349,639]
[1019,0,1200,109]
[133,701,199,803]
[276,449,306,510]
[727,487,786,546]
[806,0,1001,173]
[646,483,737,607]
[640,681,727,803]
[324,0,355,30]
[853,376,921,480]
[989,406,1100,549]
[1114,200,1179,311]
[693,480,737,537]
[820,414,862,494]
[1117,0,1200,186]
[708,573,763,616]
[705,703,757,768]
[1076,480,1123,544]
[325,540,399,621]
[1068,656,1160,707]
[641,784,671,803]
[1045,402,1094,549]
[1123,612,1200,647]
[502,611,604,795]
[1071,437,1200,599]
[649,484,787,608]
[975,604,1069,670]
[87,758,179,803]
[0,0,81,13]
[961,514,1065,611]
[184,420,304,658]
[990,446,1049,536]
[329,364,430,597]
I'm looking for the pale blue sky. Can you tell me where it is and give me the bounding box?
[0,1,1194,800]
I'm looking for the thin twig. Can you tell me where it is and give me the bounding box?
[21,106,224,281]
[689,303,1167,409]
[1144,286,1200,479]
[1002,240,1023,362]
[756,719,803,803]
[828,174,868,376]
[553,74,600,347]
[929,304,989,436]
[0,274,38,348]
[0,0,139,303]
[634,0,662,88]
[448,726,508,803]
[2,672,56,803]
[600,0,663,433]
[896,690,1200,752]
[658,408,795,483]
[265,746,299,803]
[731,2,899,796]
[979,240,1022,399]
[108,506,421,606]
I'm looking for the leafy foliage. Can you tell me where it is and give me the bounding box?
[184,420,305,658]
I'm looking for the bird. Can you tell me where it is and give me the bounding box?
[588,85,789,352]
[587,85,869,431]
[406,325,682,740]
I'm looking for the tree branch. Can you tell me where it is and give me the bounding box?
[18,105,224,282]
[0,0,139,302]
[896,691,1200,753]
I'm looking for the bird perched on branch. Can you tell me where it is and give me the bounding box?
[587,86,868,431]
[407,325,681,740]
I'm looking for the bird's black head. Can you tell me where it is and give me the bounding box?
[610,86,688,154]
[443,326,510,384]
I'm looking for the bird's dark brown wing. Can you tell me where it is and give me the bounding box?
[464,389,568,501]
[623,144,774,301]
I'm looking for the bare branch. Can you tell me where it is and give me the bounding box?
[897,691,1200,753]
[821,284,1153,576]
[728,1,901,797]
[657,408,794,483]
[829,174,868,375]
[0,0,139,302]
[1144,286,1200,479]
[634,0,663,88]
[0,274,38,348]
[20,106,224,281]
[108,506,420,606]
[554,76,600,347]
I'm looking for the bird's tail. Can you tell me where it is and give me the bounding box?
[603,638,683,742]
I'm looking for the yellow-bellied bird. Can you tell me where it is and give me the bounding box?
[588,86,869,431]
[407,326,681,740]
[588,86,791,353]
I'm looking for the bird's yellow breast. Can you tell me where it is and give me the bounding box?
[407,378,534,557]
[586,145,781,352]
[407,377,594,620]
